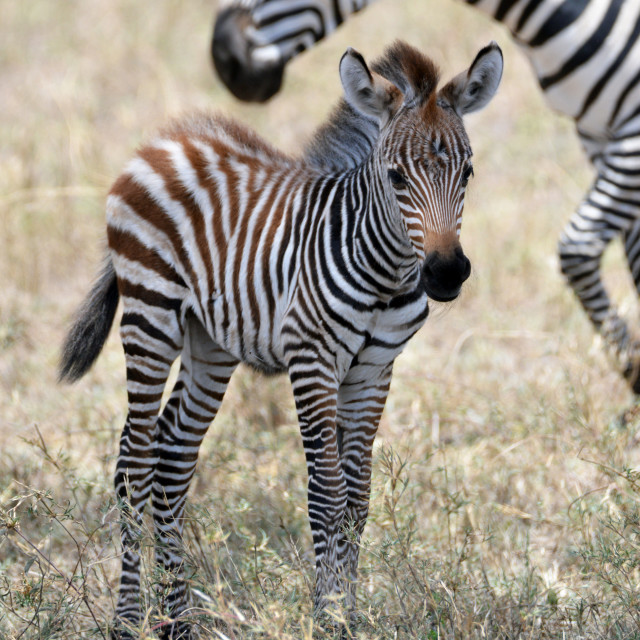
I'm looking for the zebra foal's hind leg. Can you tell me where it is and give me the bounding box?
[151,316,238,639]
[112,304,184,638]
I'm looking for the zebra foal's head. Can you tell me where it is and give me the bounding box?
[340,41,503,302]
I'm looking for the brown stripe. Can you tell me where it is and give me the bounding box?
[109,169,200,298]
[107,226,185,287]
[179,138,220,297]
[139,145,210,310]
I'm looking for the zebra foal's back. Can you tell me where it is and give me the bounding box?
[106,113,302,373]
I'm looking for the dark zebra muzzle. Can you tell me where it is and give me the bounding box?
[421,248,471,302]
[212,7,285,102]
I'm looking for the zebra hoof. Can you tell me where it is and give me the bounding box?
[314,609,350,639]
[617,402,640,428]
[109,616,192,640]
[623,366,640,394]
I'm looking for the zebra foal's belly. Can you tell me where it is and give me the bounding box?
[205,289,289,374]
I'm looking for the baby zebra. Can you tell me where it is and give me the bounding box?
[60,41,502,638]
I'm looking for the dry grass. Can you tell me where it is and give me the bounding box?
[2,0,640,638]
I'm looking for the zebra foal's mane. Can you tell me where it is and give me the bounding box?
[304,40,441,172]
[161,111,293,163]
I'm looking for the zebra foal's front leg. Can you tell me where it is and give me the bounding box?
[289,349,394,632]
[336,361,393,613]
[288,355,349,618]
[621,220,640,389]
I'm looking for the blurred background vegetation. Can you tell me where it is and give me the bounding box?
[1,1,640,638]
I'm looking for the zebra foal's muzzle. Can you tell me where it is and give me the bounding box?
[421,247,471,302]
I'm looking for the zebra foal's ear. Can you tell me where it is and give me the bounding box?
[340,47,402,125]
[440,41,503,115]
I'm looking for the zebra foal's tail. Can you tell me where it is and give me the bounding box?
[58,257,120,383]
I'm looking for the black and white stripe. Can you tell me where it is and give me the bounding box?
[213,0,640,390]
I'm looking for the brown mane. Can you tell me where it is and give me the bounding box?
[161,112,292,163]
[371,40,440,103]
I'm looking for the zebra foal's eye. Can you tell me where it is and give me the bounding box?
[461,164,474,187]
[388,167,407,187]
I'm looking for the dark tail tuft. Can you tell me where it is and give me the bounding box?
[58,258,120,383]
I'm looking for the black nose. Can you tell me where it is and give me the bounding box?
[421,248,471,302]
[212,8,285,102]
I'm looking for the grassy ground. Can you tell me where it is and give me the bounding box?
[2,0,640,638]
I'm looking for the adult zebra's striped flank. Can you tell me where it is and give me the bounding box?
[60,40,503,638]
[212,0,640,392]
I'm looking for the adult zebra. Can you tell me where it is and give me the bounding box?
[212,0,640,392]
[60,41,503,637]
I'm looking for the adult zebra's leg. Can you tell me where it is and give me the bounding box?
[336,361,393,612]
[622,220,640,390]
[153,316,238,639]
[558,167,640,388]
[113,305,184,638]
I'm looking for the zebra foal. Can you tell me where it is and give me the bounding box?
[60,40,502,637]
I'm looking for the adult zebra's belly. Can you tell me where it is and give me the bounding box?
[523,0,640,137]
